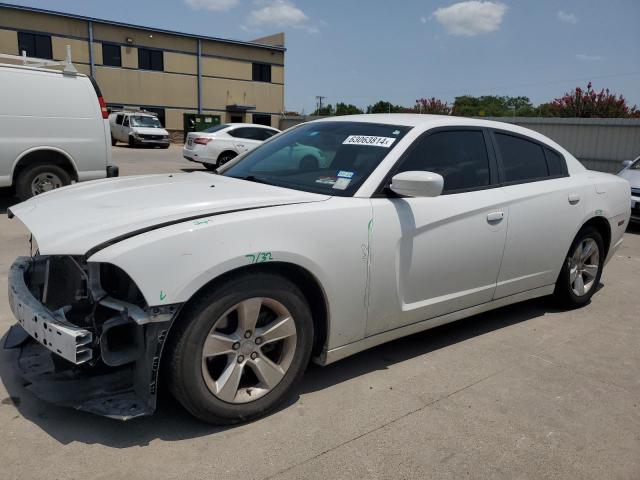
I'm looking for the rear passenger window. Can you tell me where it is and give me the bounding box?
[396,130,491,193]
[544,148,566,177]
[494,133,548,183]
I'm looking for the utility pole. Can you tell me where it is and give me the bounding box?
[315,96,326,114]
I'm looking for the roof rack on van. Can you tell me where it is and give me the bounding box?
[0,45,78,76]
[109,108,159,117]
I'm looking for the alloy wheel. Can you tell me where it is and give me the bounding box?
[201,297,297,404]
[568,237,600,296]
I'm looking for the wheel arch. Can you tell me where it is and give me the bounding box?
[12,147,78,183]
[166,261,329,360]
[580,216,612,258]
[217,150,238,162]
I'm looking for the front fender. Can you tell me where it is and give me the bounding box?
[89,199,373,349]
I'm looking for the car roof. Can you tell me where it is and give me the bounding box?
[225,123,279,130]
[313,113,571,151]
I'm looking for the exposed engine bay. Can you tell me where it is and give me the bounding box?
[5,254,182,420]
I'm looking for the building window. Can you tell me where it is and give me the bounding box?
[138,48,164,71]
[252,63,271,83]
[102,43,121,67]
[18,32,52,59]
[252,114,272,126]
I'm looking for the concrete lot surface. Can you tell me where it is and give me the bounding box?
[0,145,639,479]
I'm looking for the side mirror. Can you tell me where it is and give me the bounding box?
[390,171,444,198]
[621,160,633,169]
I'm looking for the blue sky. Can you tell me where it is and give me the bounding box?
[7,0,640,113]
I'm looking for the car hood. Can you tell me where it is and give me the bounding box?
[9,173,329,255]
[132,127,169,136]
[618,168,640,189]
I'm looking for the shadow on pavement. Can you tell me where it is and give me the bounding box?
[0,189,18,214]
[0,295,571,448]
[626,222,640,235]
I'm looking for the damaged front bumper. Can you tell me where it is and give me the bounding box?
[4,256,182,420]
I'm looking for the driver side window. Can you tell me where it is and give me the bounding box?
[396,130,491,193]
[123,116,129,127]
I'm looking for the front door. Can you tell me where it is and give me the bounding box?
[367,129,509,335]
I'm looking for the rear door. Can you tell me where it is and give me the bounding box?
[367,128,509,335]
[228,127,263,153]
[491,130,585,298]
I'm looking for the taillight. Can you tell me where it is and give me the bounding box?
[98,96,108,119]
[194,137,211,145]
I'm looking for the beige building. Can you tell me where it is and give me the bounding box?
[0,3,285,131]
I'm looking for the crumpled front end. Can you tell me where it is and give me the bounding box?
[5,255,181,420]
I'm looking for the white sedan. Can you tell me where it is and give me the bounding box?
[6,114,631,424]
[183,123,280,170]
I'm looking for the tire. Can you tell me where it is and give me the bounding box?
[111,136,117,146]
[218,151,237,166]
[128,135,137,148]
[203,163,218,171]
[16,164,71,201]
[167,272,314,424]
[554,225,604,308]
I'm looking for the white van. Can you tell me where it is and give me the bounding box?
[0,53,117,200]
[109,111,170,148]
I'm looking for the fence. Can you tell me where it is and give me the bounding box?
[279,116,640,173]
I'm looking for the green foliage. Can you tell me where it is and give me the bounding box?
[335,102,364,116]
[366,100,407,114]
[452,95,534,117]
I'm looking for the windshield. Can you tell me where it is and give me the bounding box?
[222,121,412,196]
[130,115,162,128]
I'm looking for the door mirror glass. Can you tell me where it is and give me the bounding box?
[390,171,444,197]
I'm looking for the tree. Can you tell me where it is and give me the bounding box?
[452,95,534,117]
[367,100,407,114]
[335,102,364,116]
[311,104,334,116]
[414,97,452,115]
[539,82,638,118]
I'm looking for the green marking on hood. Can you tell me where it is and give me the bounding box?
[160,291,167,301]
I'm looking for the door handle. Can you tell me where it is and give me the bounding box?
[568,194,581,205]
[487,211,505,223]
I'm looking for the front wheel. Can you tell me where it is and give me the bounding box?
[128,135,137,148]
[167,273,314,424]
[554,226,604,308]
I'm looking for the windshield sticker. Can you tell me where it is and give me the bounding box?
[337,170,354,179]
[333,178,351,190]
[315,176,337,185]
[343,135,396,148]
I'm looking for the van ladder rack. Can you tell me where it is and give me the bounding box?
[0,45,78,75]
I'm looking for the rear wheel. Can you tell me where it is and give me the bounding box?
[167,273,314,424]
[554,226,604,308]
[111,136,117,146]
[16,164,71,201]
[218,151,237,166]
